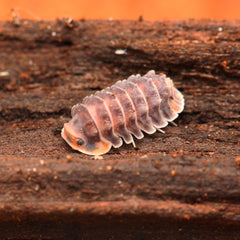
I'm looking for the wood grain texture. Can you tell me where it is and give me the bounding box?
[0,19,240,239]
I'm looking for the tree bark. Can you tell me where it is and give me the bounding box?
[0,19,240,239]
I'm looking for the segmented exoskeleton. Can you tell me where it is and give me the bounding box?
[61,70,184,155]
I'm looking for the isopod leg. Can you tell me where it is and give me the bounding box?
[131,139,136,148]
[170,121,178,127]
[157,128,165,134]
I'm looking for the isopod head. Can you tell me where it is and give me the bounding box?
[61,108,112,155]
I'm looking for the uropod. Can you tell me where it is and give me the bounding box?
[61,70,184,155]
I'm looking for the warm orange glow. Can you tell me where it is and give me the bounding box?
[0,0,239,21]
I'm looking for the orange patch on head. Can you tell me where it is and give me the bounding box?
[82,140,112,156]
[61,123,112,156]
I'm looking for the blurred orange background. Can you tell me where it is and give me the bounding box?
[0,0,239,21]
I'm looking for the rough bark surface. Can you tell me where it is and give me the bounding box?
[0,19,240,239]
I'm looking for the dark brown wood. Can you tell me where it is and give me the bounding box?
[0,19,240,239]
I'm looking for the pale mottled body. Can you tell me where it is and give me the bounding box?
[61,70,184,155]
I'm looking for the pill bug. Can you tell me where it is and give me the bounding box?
[61,70,184,155]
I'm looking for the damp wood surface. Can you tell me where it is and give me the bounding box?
[0,19,240,239]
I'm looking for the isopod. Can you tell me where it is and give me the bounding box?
[61,70,184,155]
